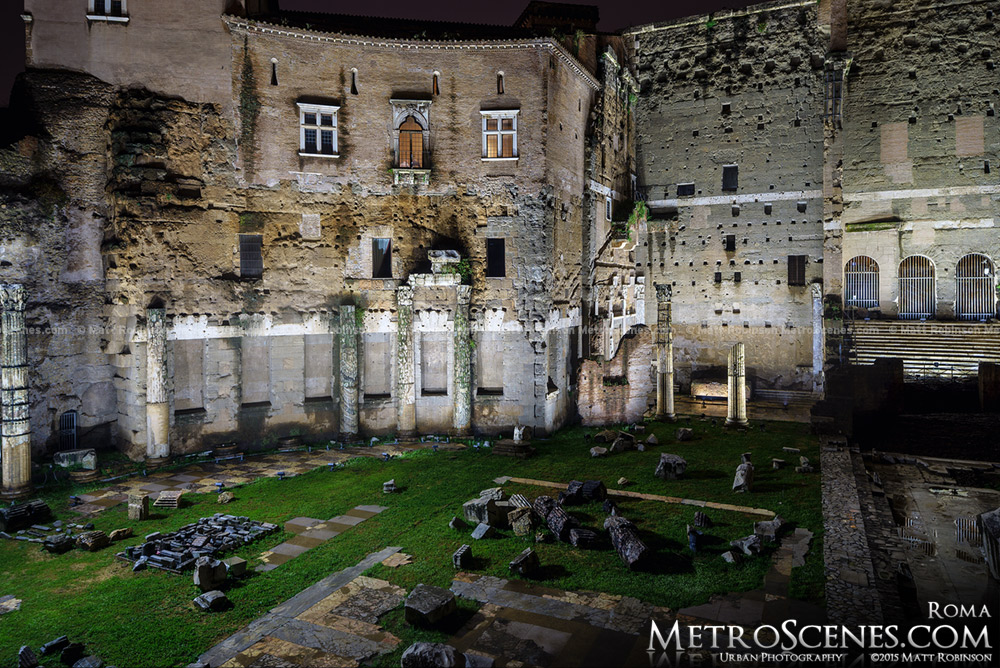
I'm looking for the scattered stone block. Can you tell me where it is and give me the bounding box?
[132,556,148,572]
[646,434,658,445]
[782,447,800,454]
[772,458,785,469]
[463,497,502,526]
[532,495,557,520]
[589,446,608,458]
[404,584,457,626]
[534,531,552,543]
[449,516,469,531]
[127,494,149,521]
[569,528,599,549]
[478,487,507,502]
[72,656,103,668]
[383,479,397,494]
[217,491,235,504]
[544,505,580,542]
[603,499,618,515]
[18,646,38,668]
[108,528,133,542]
[193,590,230,612]
[75,531,109,552]
[675,428,693,442]
[400,642,463,668]
[508,548,539,577]
[693,511,712,528]
[452,544,472,569]
[730,534,762,556]
[604,516,650,570]
[39,636,69,656]
[593,429,617,443]
[654,453,688,480]
[636,444,646,452]
[754,515,787,542]
[796,456,815,473]
[617,477,630,487]
[721,550,742,564]
[581,480,607,501]
[732,461,754,493]
[687,525,701,552]
[222,557,247,577]
[60,643,86,666]
[0,500,52,533]
[609,437,634,454]
[193,556,227,592]
[741,452,752,464]
[508,494,531,509]
[54,449,98,470]
[508,507,535,536]
[559,480,586,506]
[471,523,495,540]
[42,534,74,554]
[492,500,513,528]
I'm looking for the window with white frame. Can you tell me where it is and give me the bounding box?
[88,0,128,20]
[605,196,613,221]
[297,103,339,157]
[481,110,518,159]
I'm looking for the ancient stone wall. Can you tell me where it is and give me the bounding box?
[577,325,653,425]
[628,2,828,391]
[840,0,1000,319]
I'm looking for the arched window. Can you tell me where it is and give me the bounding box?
[898,255,935,319]
[844,256,879,309]
[398,116,424,168]
[956,253,995,320]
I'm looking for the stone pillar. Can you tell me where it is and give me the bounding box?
[452,285,472,435]
[1,284,32,499]
[654,284,676,422]
[811,283,825,394]
[726,342,748,427]
[396,286,416,437]
[145,308,170,464]
[339,305,359,438]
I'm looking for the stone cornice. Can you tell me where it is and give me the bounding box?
[224,16,601,91]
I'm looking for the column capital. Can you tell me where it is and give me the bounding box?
[654,283,672,301]
[397,285,414,307]
[146,307,166,324]
[810,282,823,299]
[0,284,26,312]
[456,285,472,305]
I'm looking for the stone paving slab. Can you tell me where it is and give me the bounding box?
[353,505,388,514]
[201,547,402,668]
[300,528,340,542]
[327,514,366,526]
[285,517,324,534]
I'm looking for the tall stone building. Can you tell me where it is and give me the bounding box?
[1,0,634,462]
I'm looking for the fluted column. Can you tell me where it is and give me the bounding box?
[811,283,825,394]
[145,308,170,463]
[1,284,32,499]
[452,285,472,435]
[339,305,359,438]
[396,286,416,437]
[655,283,676,422]
[726,342,748,427]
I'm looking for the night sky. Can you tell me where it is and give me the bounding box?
[0,0,759,106]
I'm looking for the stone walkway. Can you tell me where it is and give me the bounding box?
[71,441,461,516]
[498,476,775,517]
[256,505,387,572]
[199,547,403,668]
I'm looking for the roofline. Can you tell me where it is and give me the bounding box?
[224,16,601,91]
[625,0,816,36]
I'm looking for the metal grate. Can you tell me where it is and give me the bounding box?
[239,234,263,279]
[955,253,995,320]
[59,410,77,451]
[844,256,879,309]
[898,255,935,319]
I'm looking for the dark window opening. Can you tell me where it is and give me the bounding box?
[350,70,358,95]
[397,116,424,168]
[764,203,773,215]
[486,238,505,277]
[724,234,736,252]
[433,74,440,96]
[788,255,807,286]
[373,238,392,278]
[270,61,278,86]
[677,183,695,197]
[714,272,722,283]
[497,73,504,95]
[722,165,738,191]
[239,234,263,279]
[734,272,742,283]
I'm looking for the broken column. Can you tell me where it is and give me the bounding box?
[811,283,824,393]
[726,342,748,427]
[1,285,32,500]
[452,285,472,436]
[145,307,170,464]
[339,304,359,438]
[655,283,676,421]
[396,285,416,437]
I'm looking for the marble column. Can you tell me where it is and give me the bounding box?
[726,342,748,427]
[395,286,416,437]
[811,283,825,394]
[1,284,32,499]
[452,285,472,435]
[339,305,359,438]
[654,283,676,422]
[145,308,170,464]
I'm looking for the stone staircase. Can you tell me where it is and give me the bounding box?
[846,321,1000,379]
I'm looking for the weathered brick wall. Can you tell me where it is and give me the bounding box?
[628,2,828,391]
[841,0,1000,318]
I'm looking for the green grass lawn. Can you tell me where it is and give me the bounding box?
[0,417,823,668]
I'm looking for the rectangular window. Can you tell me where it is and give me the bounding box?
[88,0,127,18]
[372,238,392,278]
[239,234,263,279]
[297,102,339,157]
[677,183,695,197]
[724,234,736,252]
[482,111,518,159]
[486,238,505,277]
[788,255,807,286]
[605,197,613,221]
[722,165,738,191]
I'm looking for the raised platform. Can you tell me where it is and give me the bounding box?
[491,439,536,459]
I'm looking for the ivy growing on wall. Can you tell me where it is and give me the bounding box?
[239,35,261,177]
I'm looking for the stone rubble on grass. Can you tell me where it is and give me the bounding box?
[508,548,539,577]
[193,590,230,612]
[646,434,658,445]
[589,446,608,458]
[75,531,110,552]
[675,428,693,442]
[108,528,133,542]
[772,458,785,469]
[470,523,495,540]
[449,516,469,531]
[593,429,618,443]
[730,534,763,556]
[754,515,788,542]
[60,643,86,666]
[217,491,235,504]
[693,511,712,528]
[71,656,104,668]
[721,550,742,564]
[127,494,149,521]
[42,534,74,554]
[194,556,228,592]
[603,499,619,515]
[39,636,69,656]
[604,515,650,570]
[508,507,536,537]
[654,453,688,480]
[222,556,247,577]
[617,477,630,487]
[404,584,457,626]
[18,646,38,668]
[732,461,754,493]
[383,479,396,494]
[569,528,599,549]
[796,456,815,473]
[452,544,472,569]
